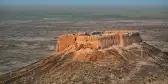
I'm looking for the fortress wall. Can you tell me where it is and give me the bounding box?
[76,36,99,49]
[104,30,141,46]
[122,32,142,46]
[104,30,137,34]
[76,34,121,49]
[56,34,76,52]
[98,34,120,48]
[56,30,142,52]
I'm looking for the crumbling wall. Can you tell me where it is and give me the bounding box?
[76,36,99,49]
[56,34,77,52]
[104,30,142,46]
[104,30,137,34]
[122,32,142,46]
[98,34,120,48]
[76,34,121,49]
[56,30,142,52]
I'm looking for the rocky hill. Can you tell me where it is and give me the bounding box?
[0,41,168,84]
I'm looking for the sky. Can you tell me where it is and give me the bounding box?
[0,0,168,6]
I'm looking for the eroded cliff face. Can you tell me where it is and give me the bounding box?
[1,42,168,84]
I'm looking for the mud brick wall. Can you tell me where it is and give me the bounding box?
[56,34,77,52]
[76,34,121,49]
[98,34,120,48]
[122,32,142,46]
[56,30,142,52]
[104,30,137,34]
[76,36,99,49]
[103,30,142,46]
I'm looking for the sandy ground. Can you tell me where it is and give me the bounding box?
[0,19,168,74]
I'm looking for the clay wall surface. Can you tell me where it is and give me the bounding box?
[76,34,121,49]
[98,34,120,48]
[103,30,141,46]
[56,30,142,52]
[122,32,142,46]
[76,36,99,49]
[56,34,77,52]
[104,30,137,34]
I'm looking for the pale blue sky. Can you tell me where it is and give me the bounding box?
[0,0,168,5]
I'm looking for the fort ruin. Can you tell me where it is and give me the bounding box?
[56,30,142,52]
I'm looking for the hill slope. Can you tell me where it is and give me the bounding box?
[0,42,168,84]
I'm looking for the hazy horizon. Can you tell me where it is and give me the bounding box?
[0,0,168,20]
[1,0,168,6]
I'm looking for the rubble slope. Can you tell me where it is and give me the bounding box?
[0,42,168,84]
